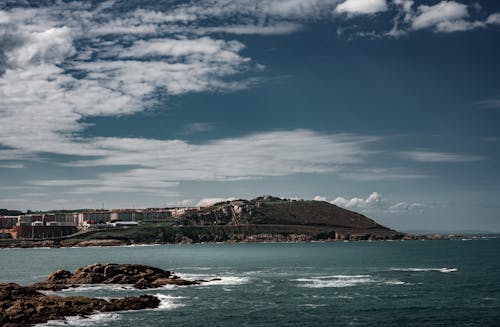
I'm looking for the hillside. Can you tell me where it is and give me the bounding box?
[1,196,405,247]
[181,196,387,229]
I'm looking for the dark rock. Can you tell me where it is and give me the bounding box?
[46,269,73,282]
[34,263,198,290]
[0,283,159,327]
[133,279,153,289]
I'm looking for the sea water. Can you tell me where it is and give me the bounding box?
[1,239,500,326]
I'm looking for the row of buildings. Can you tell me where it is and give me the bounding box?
[0,207,193,240]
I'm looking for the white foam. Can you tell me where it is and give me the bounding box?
[112,244,161,248]
[35,312,120,326]
[203,276,251,286]
[57,284,135,292]
[294,274,409,288]
[155,293,185,310]
[300,304,326,308]
[384,280,408,285]
[390,267,458,273]
[315,275,371,279]
[294,275,375,288]
[177,273,250,286]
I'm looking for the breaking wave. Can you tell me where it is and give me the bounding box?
[294,275,375,288]
[294,274,408,288]
[176,273,251,286]
[155,293,185,310]
[54,284,136,293]
[390,267,458,273]
[35,312,121,326]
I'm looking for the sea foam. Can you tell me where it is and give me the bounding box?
[294,274,408,288]
[155,293,185,310]
[35,312,121,326]
[294,275,375,288]
[390,267,458,273]
[177,273,251,286]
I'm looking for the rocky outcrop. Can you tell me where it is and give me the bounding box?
[0,282,159,327]
[33,263,201,290]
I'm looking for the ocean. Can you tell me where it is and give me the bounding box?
[1,239,500,326]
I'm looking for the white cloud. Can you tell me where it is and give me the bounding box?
[389,201,425,212]
[390,1,486,35]
[476,96,500,109]
[338,168,430,181]
[173,0,341,21]
[330,192,425,213]
[400,151,484,163]
[1,0,497,203]
[411,1,468,30]
[0,10,11,24]
[49,131,375,186]
[116,37,246,61]
[331,191,384,210]
[19,127,377,195]
[394,0,414,14]
[313,195,327,201]
[196,197,237,207]
[175,199,197,207]
[5,27,75,67]
[196,23,304,35]
[486,13,500,25]
[435,19,484,32]
[29,177,179,195]
[0,7,255,160]
[336,0,388,15]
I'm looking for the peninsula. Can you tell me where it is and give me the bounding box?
[0,196,438,248]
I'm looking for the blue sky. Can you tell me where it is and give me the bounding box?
[1,0,500,232]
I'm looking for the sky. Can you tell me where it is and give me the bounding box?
[0,0,500,232]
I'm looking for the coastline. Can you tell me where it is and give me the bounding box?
[0,233,477,249]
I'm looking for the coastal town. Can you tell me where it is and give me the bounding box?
[0,207,197,240]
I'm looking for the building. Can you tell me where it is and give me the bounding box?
[110,210,137,221]
[52,213,78,226]
[17,214,43,226]
[0,216,19,229]
[77,211,111,225]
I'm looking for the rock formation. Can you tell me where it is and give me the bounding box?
[33,263,202,290]
[0,282,159,327]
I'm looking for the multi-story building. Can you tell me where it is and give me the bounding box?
[52,213,78,226]
[77,211,111,225]
[0,216,19,229]
[17,214,43,226]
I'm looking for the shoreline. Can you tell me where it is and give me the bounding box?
[1,233,488,249]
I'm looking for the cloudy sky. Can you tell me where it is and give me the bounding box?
[1,0,499,232]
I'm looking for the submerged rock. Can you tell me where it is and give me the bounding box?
[0,283,159,327]
[33,263,200,290]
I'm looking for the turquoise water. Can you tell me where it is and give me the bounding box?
[1,239,500,326]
